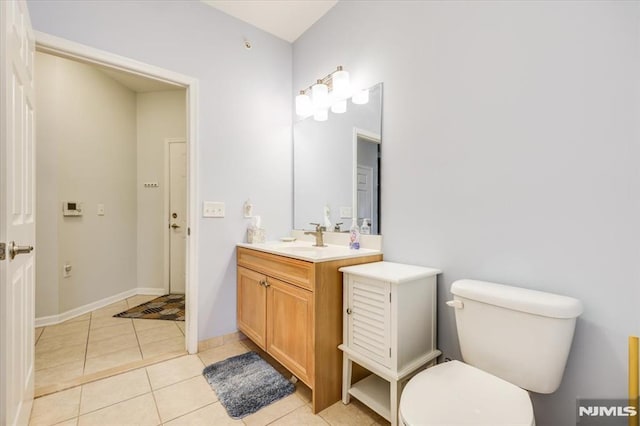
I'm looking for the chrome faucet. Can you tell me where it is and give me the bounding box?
[334,222,343,232]
[304,223,327,247]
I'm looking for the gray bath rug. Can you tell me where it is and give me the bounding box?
[202,351,295,419]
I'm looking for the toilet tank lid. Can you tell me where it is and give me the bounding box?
[451,280,583,319]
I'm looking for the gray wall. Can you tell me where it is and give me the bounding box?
[294,1,639,425]
[27,1,292,338]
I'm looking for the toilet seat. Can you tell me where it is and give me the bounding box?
[399,360,534,426]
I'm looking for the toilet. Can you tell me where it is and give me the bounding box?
[399,279,583,425]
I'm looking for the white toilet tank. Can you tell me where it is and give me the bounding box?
[450,279,583,394]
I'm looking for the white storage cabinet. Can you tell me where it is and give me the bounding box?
[338,261,441,426]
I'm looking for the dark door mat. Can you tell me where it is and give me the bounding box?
[202,351,295,419]
[113,294,185,321]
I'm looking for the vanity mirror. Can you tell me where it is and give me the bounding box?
[293,83,382,234]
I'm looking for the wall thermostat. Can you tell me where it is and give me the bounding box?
[63,201,83,216]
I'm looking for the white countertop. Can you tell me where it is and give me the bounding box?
[237,240,382,263]
[339,261,441,283]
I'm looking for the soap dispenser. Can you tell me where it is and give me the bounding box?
[360,218,371,235]
[349,218,360,250]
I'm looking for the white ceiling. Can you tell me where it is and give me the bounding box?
[202,0,338,43]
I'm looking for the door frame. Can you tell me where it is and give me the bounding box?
[164,137,186,295]
[35,31,199,354]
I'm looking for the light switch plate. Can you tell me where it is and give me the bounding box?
[97,204,105,216]
[340,206,352,219]
[203,201,225,218]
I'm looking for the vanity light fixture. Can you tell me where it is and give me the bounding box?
[296,66,369,121]
[352,88,369,105]
[311,79,329,108]
[295,90,312,116]
[331,99,347,114]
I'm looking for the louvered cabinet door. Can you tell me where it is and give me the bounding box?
[346,275,391,368]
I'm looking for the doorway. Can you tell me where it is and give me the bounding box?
[32,33,198,393]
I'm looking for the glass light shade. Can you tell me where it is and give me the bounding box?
[312,82,329,108]
[352,89,369,105]
[314,108,328,121]
[295,93,312,116]
[331,99,347,114]
[332,69,350,99]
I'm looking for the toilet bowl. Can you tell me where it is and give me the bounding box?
[399,279,582,425]
[399,361,534,425]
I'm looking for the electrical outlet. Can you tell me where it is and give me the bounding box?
[203,201,225,218]
[97,204,105,216]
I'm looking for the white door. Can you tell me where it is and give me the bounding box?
[1,0,36,424]
[356,165,373,227]
[169,141,186,294]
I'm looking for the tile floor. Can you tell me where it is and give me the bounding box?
[35,295,187,392]
[30,334,390,426]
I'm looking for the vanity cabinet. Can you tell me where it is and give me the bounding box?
[237,265,314,384]
[338,261,442,426]
[237,246,382,413]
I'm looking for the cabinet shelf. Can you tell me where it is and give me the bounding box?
[349,374,391,421]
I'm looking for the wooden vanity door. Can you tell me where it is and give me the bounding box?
[266,277,314,387]
[237,266,267,349]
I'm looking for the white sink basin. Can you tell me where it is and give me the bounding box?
[276,245,319,252]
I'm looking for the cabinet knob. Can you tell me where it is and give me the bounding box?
[346,308,352,315]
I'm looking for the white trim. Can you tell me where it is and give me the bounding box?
[136,287,167,296]
[35,32,191,88]
[186,82,200,355]
[34,287,165,327]
[34,31,200,354]
[164,138,186,295]
[354,128,382,144]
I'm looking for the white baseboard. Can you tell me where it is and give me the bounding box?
[35,287,165,327]
[136,287,166,296]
